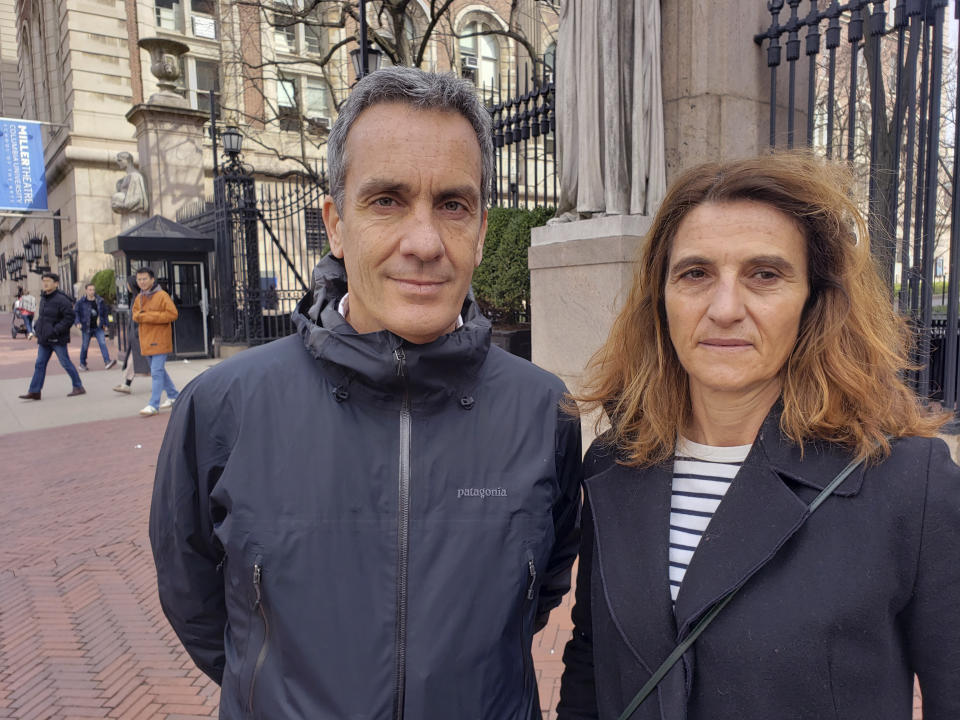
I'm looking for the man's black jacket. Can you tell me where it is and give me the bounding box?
[34,289,75,346]
[150,254,583,720]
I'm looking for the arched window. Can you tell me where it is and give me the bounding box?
[458,20,498,90]
[544,41,556,81]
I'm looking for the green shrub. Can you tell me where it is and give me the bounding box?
[91,268,117,305]
[473,206,554,325]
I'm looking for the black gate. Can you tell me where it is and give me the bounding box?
[180,71,554,350]
[486,68,557,209]
[178,171,327,347]
[755,0,960,411]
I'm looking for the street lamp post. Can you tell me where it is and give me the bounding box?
[359,0,368,78]
[349,0,382,80]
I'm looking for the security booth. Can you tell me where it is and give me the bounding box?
[104,215,215,360]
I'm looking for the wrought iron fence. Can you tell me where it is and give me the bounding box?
[485,68,557,210]
[755,0,960,411]
[179,171,327,346]
[179,65,555,349]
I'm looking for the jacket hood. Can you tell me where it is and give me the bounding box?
[292,253,492,405]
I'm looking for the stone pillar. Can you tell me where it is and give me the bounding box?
[126,103,209,220]
[660,0,807,183]
[125,38,209,220]
[529,0,806,408]
[529,215,651,390]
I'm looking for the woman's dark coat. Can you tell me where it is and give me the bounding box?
[558,408,960,720]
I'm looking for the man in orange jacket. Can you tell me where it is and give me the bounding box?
[133,267,179,417]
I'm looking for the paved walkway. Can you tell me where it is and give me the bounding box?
[0,333,925,719]
[0,333,572,719]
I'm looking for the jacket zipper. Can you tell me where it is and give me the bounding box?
[520,549,537,694]
[393,345,411,720]
[248,561,270,718]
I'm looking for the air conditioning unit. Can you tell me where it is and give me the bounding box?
[306,116,331,133]
[461,55,478,70]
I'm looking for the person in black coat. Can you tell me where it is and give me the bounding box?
[19,272,86,399]
[557,153,960,720]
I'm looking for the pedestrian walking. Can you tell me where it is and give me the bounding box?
[132,267,178,416]
[18,272,85,400]
[17,286,37,338]
[149,67,582,719]
[557,153,960,720]
[74,282,116,371]
[113,275,143,394]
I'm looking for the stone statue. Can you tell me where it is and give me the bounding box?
[552,0,667,222]
[111,152,149,229]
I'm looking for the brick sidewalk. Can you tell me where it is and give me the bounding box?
[0,415,221,719]
[0,332,118,383]
[0,330,923,719]
[0,414,573,719]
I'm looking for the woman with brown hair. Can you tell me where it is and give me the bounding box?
[557,153,960,720]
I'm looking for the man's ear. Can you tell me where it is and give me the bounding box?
[474,208,488,268]
[323,195,345,258]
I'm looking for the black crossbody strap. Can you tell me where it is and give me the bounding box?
[616,454,866,720]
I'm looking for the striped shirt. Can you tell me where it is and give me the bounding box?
[669,437,752,603]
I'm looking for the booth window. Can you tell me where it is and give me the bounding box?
[304,207,326,251]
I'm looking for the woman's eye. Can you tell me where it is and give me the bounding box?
[680,268,706,280]
[753,269,780,281]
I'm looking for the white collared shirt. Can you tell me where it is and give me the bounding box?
[337,293,464,330]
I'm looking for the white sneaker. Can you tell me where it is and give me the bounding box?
[159,398,176,410]
[139,405,158,417]
[112,384,132,394]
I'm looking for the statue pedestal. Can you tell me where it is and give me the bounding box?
[528,214,652,391]
[126,102,209,220]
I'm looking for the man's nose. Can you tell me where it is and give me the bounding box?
[400,204,444,261]
[705,276,746,325]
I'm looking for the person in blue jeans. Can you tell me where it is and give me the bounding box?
[75,283,116,371]
[19,272,86,400]
[132,268,179,416]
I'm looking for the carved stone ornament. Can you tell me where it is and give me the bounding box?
[138,37,190,107]
[111,152,149,230]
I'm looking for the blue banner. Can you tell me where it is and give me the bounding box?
[0,119,47,211]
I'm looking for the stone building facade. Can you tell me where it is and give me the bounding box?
[0,0,558,309]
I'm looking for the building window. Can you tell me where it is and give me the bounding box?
[191,0,217,39]
[155,0,184,31]
[278,77,299,131]
[176,56,188,99]
[305,15,325,55]
[304,207,326,251]
[274,1,297,53]
[195,60,220,116]
[544,41,556,82]
[459,20,499,90]
[304,77,329,126]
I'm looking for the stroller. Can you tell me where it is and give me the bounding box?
[11,309,28,339]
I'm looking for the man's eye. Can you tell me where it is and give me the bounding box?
[373,197,395,207]
[442,200,465,212]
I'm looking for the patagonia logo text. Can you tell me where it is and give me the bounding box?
[457,487,508,499]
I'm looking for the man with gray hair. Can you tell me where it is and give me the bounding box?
[150,66,582,719]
